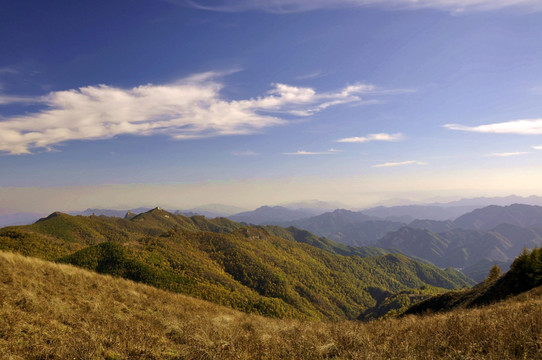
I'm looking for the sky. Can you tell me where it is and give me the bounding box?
[1,0,542,213]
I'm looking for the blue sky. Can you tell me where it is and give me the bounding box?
[1,0,542,213]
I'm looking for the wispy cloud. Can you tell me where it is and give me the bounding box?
[444,119,542,135]
[533,145,542,150]
[488,152,530,157]
[0,95,37,105]
[295,70,325,80]
[337,132,403,143]
[372,160,426,168]
[0,67,18,75]
[182,0,542,13]
[283,148,341,155]
[0,72,389,155]
[232,150,259,156]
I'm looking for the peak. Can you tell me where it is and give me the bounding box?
[36,211,68,222]
[332,209,353,214]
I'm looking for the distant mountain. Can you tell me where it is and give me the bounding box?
[361,205,478,222]
[461,259,512,283]
[431,195,542,208]
[453,204,542,230]
[376,224,542,270]
[72,207,151,218]
[228,206,316,224]
[0,208,472,320]
[408,219,455,233]
[280,209,404,246]
[281,200,346,212]
[73,205,248,220]
[179,204,249,218]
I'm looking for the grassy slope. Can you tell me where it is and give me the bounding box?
[1,250,541,360]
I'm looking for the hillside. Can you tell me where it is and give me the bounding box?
[0,209,472,320]
[2,249,542,359]
[405,246,542,315]
[358,285,449,321]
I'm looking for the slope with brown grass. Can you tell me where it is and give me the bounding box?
[1,249,542,359]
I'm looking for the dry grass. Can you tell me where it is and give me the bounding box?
[1,250,542,359]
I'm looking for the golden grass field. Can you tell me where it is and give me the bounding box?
[1,249,542,359]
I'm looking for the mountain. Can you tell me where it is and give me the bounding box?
[72,207,151,217]
[281,200,346,212]
[0,209,472,320]
[461,258,513,283]
[453,204,542,230]
[361,205,477,222]
[228,206,316,224]
[408,219,455,233]
[260,225,389,258]
[376,224,542,275]
[281,209,404,246]
[2,249,540,360]
[431,195,542,208]
[179,203,249,218]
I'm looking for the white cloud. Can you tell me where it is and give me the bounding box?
[0,72,384,155]
[337,133,403,143]
[489,152,530,157]
[232,150,259,156]
[372,160,427,168]
[283,148,341,155]
[444,119,542,135]
[182,0,542,13]
[533,145,542,150]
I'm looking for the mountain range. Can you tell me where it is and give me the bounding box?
[257,204,542,282]
[3,199,542,286]
[0,208,472,320]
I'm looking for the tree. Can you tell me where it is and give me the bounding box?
[486,264,501,283]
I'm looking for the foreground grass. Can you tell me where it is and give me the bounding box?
[1,250,542,359]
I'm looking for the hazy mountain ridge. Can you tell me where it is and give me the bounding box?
[228,206,320,224]
[453,203,542,230]
[376,224,542,274]
[278,209,404,246]
[360,205,476,222]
